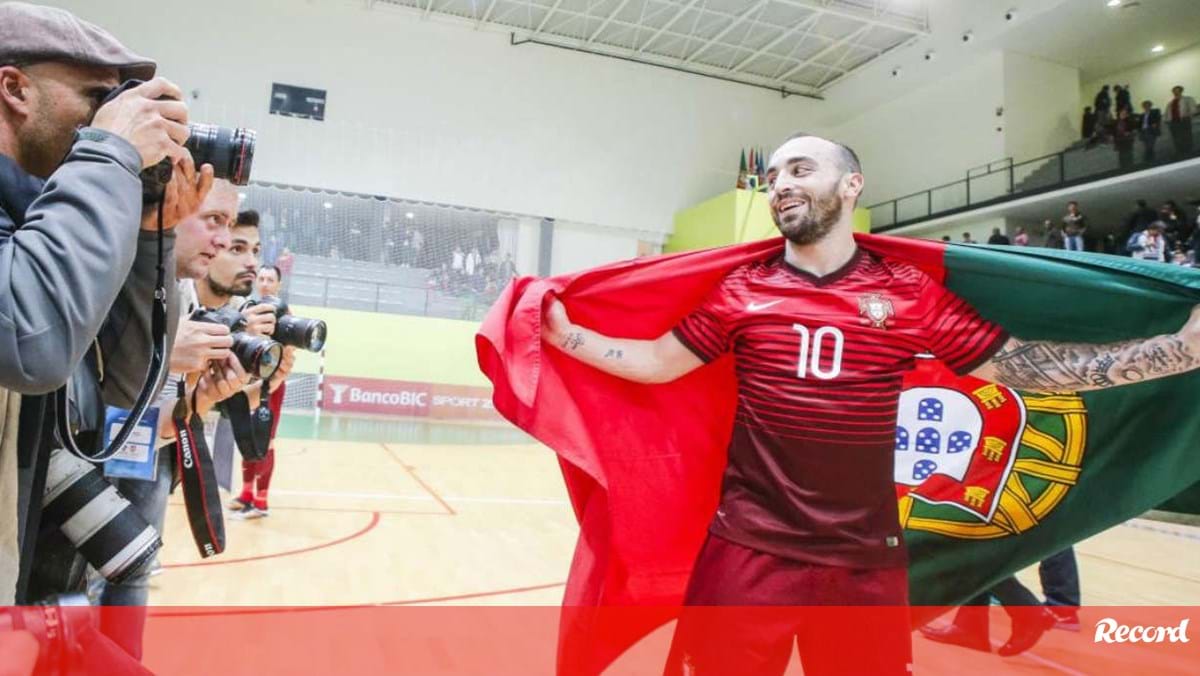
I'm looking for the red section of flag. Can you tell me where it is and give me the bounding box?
[475,235,948,672]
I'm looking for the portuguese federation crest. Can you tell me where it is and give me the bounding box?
[895,359,1087,539]
[858,293,894,329]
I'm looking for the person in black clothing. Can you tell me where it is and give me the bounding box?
[1138,100,1162,162]
[1113,108,1137,169]
[1081,106,1096,140]
[1124,199,1158,244]
[1094,85,1111,116]
[987,227,1010,245]
[1115,84,1132,114]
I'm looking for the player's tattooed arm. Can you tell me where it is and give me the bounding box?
[542,298,703,383]
[972,307,1200,392]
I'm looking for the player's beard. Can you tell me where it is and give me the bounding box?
[206,276,253,298]
[772,185,843,246]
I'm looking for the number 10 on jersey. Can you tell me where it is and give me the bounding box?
[793,323,844,380]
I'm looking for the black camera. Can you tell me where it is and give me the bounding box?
[99,80,256,200]
[191,306,283,380]
[243,296,328,352]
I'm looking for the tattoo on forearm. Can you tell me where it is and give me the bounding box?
[560,332,585,351]
[990,334,1199,392]
[603,349,624,360]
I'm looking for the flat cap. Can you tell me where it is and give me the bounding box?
[0,2,155,81]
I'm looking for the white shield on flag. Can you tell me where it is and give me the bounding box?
[894,387,984,487]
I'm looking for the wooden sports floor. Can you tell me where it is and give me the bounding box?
[148,416,1200,675]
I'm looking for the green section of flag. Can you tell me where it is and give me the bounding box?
[907,244,1200,606]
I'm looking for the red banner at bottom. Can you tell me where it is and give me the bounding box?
[1,605,1197,675]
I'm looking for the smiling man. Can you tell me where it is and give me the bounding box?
[542,132,1200,674]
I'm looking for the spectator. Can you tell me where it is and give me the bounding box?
[1013,227,1029,246]
[1166,85,1196,155]
[499,253,518,279]
[1131,222,1167,261]
[961,232,976,244]
[1166,200,1192,245]
[1094,85,1112,118]
[1126,199,1158,236]
[1062,201,1087,251]
[1043,220,1065,249]
[1081,106,1096,140]
[1138,100,1162,163]
[940,235,951,242]
[411,227,425,267]
[466,246,481,278]
[1113,108,1136,169]
[1115,84,1132,114]
[987,227,1010,245]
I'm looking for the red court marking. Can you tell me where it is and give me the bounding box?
[148,582,568,618]
[382,444,457,516]
[163,511,380,569]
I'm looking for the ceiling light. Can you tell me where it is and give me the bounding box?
[405,212,415,219]
[323,202,333,209]
[1151,44,1164,53]
[1106,0,1121,7]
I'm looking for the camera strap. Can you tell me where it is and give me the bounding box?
[54,201,169,461]
[171,380,225,558]
[222,391,270,462]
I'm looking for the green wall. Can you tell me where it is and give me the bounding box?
[289,305,487,386]
[665,188,872,253]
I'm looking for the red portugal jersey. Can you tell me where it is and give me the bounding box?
[673,249,1007,569]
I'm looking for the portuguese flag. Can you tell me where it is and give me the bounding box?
[475,234,1200,673]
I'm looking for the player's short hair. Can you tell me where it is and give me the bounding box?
[236,209,260,228]
[781,131,863,175]
[260,264,282,281]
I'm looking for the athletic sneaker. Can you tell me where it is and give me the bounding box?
[228,497,249,511]
[231,505,267,520]
[147,561,164,578]
[1048,607,1081,632]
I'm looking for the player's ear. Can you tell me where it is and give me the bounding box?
[841,172,864,201]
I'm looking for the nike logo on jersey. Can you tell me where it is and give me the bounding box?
[746,300,784,312]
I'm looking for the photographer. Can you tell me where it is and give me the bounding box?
[0,2,211,605]
[199,212,298,519]
[228,260,288,518]
[88,180,246,661]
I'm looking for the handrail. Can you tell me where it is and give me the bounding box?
[865,117,1200,232]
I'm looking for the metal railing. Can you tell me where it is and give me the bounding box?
[286,273,502,322]
[867,119,1200,232]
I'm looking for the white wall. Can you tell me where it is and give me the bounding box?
[830,52,1007,208]
[49,0,818,236]
[550,222,640,276]
[1003,52,1080,162]
[1082,41,1200,112]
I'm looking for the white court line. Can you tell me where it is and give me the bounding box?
[990,640,1088,676]
[271,489,568,506]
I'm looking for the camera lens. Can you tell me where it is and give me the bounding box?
[185,123,256,186]
[275,315,327,352]
[230,333,283,380]
[41,449,161,584]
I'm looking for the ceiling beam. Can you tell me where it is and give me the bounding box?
[772,0,927,35]
[476,0,500,28]
[587,0,636,42]
[728,11,820,73]
[639,0,703,53]
[776,23,867,81]
[532,0,568,34]
[681,0,770,64]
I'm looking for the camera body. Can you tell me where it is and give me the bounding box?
[190,306,283,380]
[243,296,328,352]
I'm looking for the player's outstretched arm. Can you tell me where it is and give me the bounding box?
[970,306,1200,392]
[542,299,704,384]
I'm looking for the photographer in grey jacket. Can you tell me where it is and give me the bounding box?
[0,2,212,604]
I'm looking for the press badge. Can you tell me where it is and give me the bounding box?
[103,406,161,481]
